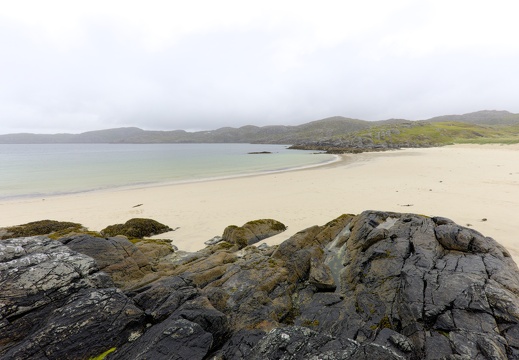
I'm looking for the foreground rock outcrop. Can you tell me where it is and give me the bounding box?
[222,218,287,248]
[2,211,519,359]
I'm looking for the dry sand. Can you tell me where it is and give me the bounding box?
[1,144,518,262]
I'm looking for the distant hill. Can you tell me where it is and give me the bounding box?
[427,110,519,125]
[1,110,518,147]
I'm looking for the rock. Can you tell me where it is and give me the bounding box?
[0,236,143,360]
[101,218,172,238]
[205,235,223,246]
[114,281,229,359]
[248,326,404,360]
[222,219,286,248]
[0,220,84,239]
[3,210,519,359]
[130,276,199,322]
[109,317,213,360]
[60,234,156,289]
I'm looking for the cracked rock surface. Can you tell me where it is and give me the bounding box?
[2,211,519,359]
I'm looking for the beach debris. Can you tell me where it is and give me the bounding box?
[132,204,143,208]
[399,204,414,207]
[481,218,488,222]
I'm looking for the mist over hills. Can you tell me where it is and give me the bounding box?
[1,110,519,147]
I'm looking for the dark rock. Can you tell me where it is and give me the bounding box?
[130,276,199,321]
[248,326,404,360]
[61,234,156,289]
[109,317,213,360]
[0,236,143,360]
[216,329,266,359]
[3,210,519,359]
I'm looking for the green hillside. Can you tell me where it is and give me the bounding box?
[355,121,519,146]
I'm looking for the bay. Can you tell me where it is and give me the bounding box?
[0,143,336,200]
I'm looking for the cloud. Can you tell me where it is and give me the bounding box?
[1,0,518,133]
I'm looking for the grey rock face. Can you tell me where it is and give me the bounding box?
[3,210,519,359]
[0,236,143,360]
[60,234,153,288]
[110,317,213,360]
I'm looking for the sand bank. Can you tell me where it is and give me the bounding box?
[1,144,518,262]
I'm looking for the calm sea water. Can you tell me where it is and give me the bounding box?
[0,144,336,200]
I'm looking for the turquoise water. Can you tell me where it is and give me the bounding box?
[0,144,336,199]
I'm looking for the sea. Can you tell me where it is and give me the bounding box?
[0,143,337,200]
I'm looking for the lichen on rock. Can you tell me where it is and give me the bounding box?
[222,218,286,248]
[100,218,172,239]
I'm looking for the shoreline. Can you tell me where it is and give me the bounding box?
[0,152,341,202]
[1,144,518,263]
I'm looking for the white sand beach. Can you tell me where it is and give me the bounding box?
[1,144,518,262]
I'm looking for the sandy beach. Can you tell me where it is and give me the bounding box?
[1,144,518,262]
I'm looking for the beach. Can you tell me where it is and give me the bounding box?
[1,144,518,262]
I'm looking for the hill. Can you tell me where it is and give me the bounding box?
[1,110,519,148]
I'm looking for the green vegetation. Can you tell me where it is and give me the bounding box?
[302,319,320,327]
[88,347,116,360]
[245,219,287,232]
[2,220,84,240]
[101,218,172,239]
[353,121,519,146]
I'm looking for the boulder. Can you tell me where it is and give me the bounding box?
[222,219,286,248]
[60,234,156,289]
[101,218,172,239]
[0,220,84,240]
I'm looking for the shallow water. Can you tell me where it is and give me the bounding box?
[0,143,336,199]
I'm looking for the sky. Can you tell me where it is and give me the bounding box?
[1,0,518,134]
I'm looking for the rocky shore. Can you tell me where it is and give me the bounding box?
[2,211,519,359]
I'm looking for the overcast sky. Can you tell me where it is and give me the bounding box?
[1,0,518,134]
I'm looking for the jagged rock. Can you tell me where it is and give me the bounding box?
[0,236,143,359]
[130,276,199,322]
[109,318,213,360]
[3,210,519,359]
[113,285,228,359]
[101,218,172,238]
[222,219,286,248]
[247,326,404,360]
[60,234,156,289]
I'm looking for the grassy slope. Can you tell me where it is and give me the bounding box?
[351,121,519,146]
